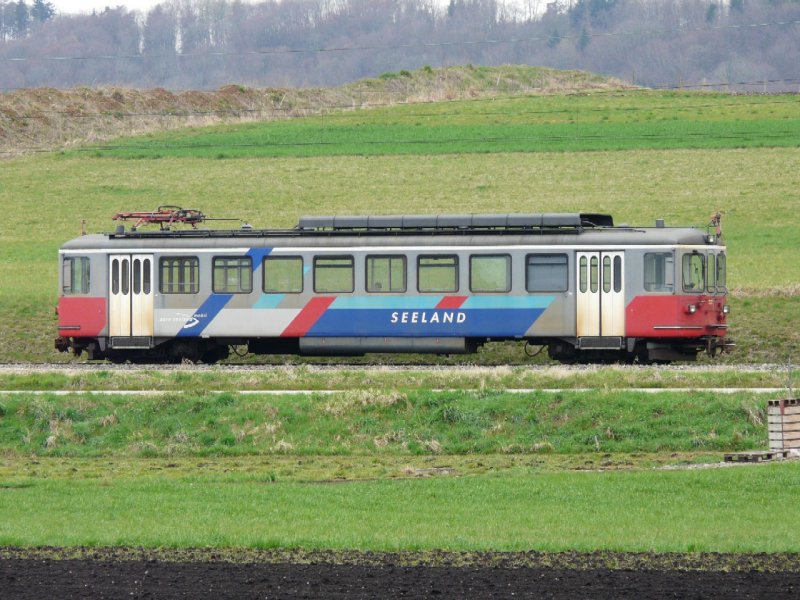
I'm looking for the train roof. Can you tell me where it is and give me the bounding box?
[60,212,722,250]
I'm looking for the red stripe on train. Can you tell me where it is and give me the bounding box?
[281,297,336,337]
[435,296,468,310]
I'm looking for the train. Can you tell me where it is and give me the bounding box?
[56,208,731,364]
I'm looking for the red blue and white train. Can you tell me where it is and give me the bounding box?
[56,209,731,363]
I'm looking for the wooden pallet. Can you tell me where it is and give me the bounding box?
[724,450,792,463]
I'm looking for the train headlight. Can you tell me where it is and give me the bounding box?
[687,304,697,314]
[722,304,730,315]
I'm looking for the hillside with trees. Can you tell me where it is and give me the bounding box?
[0,0,798,91]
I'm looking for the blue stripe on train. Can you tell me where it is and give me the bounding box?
[308,304,553,337]
[177,247,272,337]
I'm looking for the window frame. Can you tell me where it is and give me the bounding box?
[417,255,459,293]
[682,252,706,293]
[212,256,253,294]
[643,251,674,293]
[62,256,91,295]
[469,254,511,293]
[263,255,304,294]
[715,252,727,293]
[313,255,355,294]
[366,255,407,294]
[159,256,200,295]
[526,253,568,293]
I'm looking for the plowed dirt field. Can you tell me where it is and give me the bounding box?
[2,549,798,599]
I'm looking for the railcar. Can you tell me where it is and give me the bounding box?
[55,211,731,364]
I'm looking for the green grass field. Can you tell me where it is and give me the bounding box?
[80,91,800,158]
[2,458,798,552]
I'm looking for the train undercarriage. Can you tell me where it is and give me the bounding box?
[56,334,732,365]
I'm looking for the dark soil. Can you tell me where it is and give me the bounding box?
[2,548,799,599]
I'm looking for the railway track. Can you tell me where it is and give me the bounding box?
[0,362,790,373]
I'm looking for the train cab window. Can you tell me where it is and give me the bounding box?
[682,253,705,292]
[160,257,199,294]
[314,256,354,293]
[644,252,673,292]
[715,253,727,292]
[418,255,458,293]
[213,257,252,294]
[470,255,511,293]
[707,254,716,291]
[264,256,303,293]
[366,256,406,293]
[62,256,90,295]
[527,254,568,292]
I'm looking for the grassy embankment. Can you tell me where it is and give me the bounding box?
[0,389,771,457]
[0,84,798,362]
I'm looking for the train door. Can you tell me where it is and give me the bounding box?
[109,254,154,338]
[576,251,625,340]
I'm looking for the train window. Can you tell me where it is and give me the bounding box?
[160,257,199,294]
[133,259,141,295]
[264,256,303,294]
[707,254,716,291]
[143,259,151,295]
[314,256,354,293]
[527,254,568,292]
[602,256,612,293]
[579,256,587,293]
[716,253,727,292]
[62,256,90,295]
[644,252,673,292]
[682,253,705,292]
[367,256,406,293]
[590,256,599,293]
[121,259,130,295]
[111,259,119,295]
[470,255,511,293]
[613,256,622,293]
[418,255,458,293]
[213,256,252,294]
